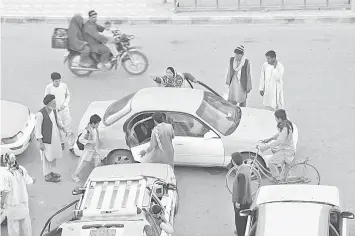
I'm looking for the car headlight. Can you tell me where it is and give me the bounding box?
[1,131,24,145]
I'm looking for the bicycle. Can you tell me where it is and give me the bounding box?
[225,142,321,196]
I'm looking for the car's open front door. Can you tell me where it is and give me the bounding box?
[40,200,79,236]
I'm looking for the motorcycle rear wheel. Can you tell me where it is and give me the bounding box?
[68,54,93,77]
[122,51,149,75]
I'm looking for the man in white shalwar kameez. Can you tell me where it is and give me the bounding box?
[35,94,64,182]
[259,50,285,111]
[44,72,76,153]
[1,153,35,236]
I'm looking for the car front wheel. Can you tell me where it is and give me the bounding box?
[104,149,135,165]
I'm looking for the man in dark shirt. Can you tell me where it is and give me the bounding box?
[83,10,111,70]
[231,152,252,236]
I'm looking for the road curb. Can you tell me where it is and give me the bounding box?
[1,15,355,24]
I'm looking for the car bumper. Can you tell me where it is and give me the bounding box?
[1,113,35,155]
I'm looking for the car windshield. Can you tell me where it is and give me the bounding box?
[254,202,329,236]
[196,91,241,136]
[103,92,136,126]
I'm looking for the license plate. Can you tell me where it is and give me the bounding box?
[89,228,116,236]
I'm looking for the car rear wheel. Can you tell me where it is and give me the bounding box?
[105,150,135,165]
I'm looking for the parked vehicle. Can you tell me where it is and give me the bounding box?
[240,185,354,236]
[77,80,298,169]
[1,100,36,155]
[40,163,179,236]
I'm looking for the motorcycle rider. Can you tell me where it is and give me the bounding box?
[67,14,91,68]
[152,67,198,88]
[83,10,111,70]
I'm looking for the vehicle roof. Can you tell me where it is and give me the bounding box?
[256,202,330,236]
[89,163,176,184]
[255,185,341,207]
[130,87,204,114]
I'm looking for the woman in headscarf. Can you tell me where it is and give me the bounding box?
[67,14,91,67]
[152,67,198,88]
[1,153,35,236]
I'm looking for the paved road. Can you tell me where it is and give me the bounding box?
[1,23,355,236]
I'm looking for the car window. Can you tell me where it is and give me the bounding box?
[196,91,242,136]
[166,112,210,138]
[126,113,154,147]
[103,92,136,126]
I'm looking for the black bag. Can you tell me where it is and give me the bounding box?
[76,132,85,151]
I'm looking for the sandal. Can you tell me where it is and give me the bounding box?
[50,172,61,178]
[45,175,60,183]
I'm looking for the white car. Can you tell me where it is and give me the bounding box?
[78,86,298,169]
[1,100,36,155]
[240,185,354,236]
[40,163,179,236]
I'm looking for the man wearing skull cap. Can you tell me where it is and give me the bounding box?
[35,94,64,182]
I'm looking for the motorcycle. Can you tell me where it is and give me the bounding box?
[64,30,149,77]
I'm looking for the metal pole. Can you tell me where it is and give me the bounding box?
[282,0,285,8]
[217,0,219,9]
[238,0,241,10]
[304,0,307,9]
[195,0,198,9]
[260,0,263,9]
[326,0,329,7]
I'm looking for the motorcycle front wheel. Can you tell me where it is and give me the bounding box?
[68,54,93,77]
[122,51,149,75]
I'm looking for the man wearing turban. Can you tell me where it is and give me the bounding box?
[34,94,64,182]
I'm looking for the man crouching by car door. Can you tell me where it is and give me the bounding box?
[231,152,252,236]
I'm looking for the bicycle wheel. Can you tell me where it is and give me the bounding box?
[285,163,320,185]
[225,165,261,197]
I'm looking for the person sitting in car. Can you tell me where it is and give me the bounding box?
[151,67,198,88]
[67,14,91,67]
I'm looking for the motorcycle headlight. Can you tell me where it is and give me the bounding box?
[1,131,24,145]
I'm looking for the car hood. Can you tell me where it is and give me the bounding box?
[60,220,146,236]
[1,100,29,138]
[230,107,278,140]
[78,101,116,133]
[78,100,127,151]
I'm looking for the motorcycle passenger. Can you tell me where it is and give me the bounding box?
[67,14,91,67]
[152,67,198,88]
[259,109,295,181]
[101,20,120,59]
[83,10,111,70]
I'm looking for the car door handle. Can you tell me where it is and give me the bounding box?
[175,143,184,146]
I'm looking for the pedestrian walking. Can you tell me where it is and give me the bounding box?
[72,114,102,183]
[35,94,63,183]
[0,153,35,236]
[225,46,252,107]
[259,50,285,111]
[139,112,175,169]
[231,152,252,236]
[45,72,76,153]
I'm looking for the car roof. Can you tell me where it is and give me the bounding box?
[89,163,176,184]
[130,87,204,114]
[255,185,341,207]
[256,202,330,236]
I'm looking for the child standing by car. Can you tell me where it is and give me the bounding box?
[72,114,102,183]
[100,20,119,58]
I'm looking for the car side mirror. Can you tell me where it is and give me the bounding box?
[203,131,218,140]
[72,187,85,195]
[239,209,253,217]
[150,205,163,215]
[341,211,355,219]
